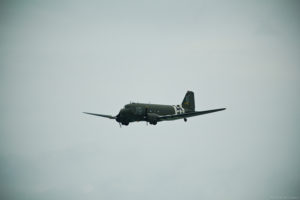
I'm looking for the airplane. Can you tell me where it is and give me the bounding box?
[83,91,225,126]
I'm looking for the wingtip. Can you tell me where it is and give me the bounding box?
[83,112,92,115]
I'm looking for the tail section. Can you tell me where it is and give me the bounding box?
[182,91,195,111]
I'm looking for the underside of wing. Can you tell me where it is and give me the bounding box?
[158,108,226,121]
[83,112,116,119]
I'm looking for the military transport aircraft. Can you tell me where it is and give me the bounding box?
[84,91,225,126]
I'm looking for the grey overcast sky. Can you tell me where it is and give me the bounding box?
[0,0,300,200]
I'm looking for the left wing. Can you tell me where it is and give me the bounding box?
[158,108,226,121]
[83,112,116,119]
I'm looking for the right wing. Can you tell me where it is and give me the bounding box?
[158,108,226,121]
[83,112,116,119]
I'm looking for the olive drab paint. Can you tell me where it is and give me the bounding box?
[84,91,225,126]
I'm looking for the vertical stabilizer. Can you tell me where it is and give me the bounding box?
[181,91,195,111]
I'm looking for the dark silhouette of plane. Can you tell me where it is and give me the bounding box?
[84,91,225,126]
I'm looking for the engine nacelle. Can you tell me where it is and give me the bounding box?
[147,113,159,125]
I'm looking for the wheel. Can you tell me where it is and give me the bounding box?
[122,122,129,126]
[184,118,187,122]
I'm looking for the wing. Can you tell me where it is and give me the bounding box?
[83,112,116,119]
[158,108,226,121]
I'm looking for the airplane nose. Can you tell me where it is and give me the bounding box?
[119,109,125,115]
[119,108,130,117]
[116,108,129,123]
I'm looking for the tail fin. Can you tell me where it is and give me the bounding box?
[182,91,195,111]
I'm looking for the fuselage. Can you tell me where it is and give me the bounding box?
[116,103,187,124]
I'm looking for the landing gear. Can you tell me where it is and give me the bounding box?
[148,121,157,125]
[184,118,187,122]
[122,122,129,126]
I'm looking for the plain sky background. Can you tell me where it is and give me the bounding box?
[1,0,300,200]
